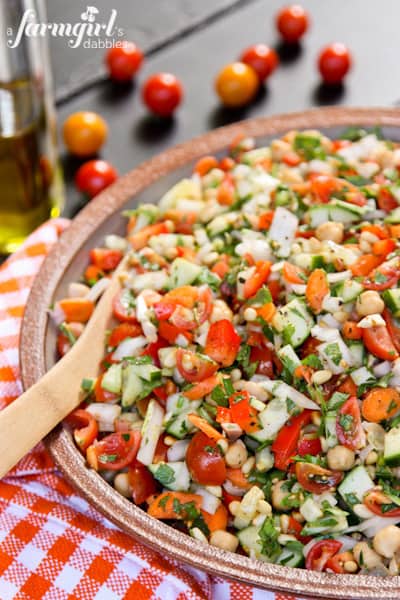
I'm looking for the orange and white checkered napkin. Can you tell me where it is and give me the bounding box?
[0,220,298,600]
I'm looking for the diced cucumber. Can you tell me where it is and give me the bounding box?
[136,400,165,465]
[335,279,363,303]
[101,364,122,394]
[385,206,400,224]
[338,466,375,505]
[276,544,304,568]
[256,398,289,441]
[347,341,366,367]
[309,201,367,227]
[382,289,400,317]
[350,366,375,387]
[122,368,143,407]
[324,411,338,448]
[237,526,264,559]
[278,344,301,374]
[273,298,314,348]
[131,363,161,382]
[207,213,235,237]
[384,426,400,467]
[169,257,202,288]
[165,403,201,439]
[148,461,190,491]
[308,205,330,228]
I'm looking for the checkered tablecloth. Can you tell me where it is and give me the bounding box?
[0,219,298,600]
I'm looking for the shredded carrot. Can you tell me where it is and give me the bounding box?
[389,225,400,239]
[342,321,363,340]
[282,262,305,284]
[187,414,224,441]
[183,375,220,400]
[257,302,276,322]
[350,254,382,277]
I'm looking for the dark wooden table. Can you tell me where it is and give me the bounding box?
[48,0,400,217]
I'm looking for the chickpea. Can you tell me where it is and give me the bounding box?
[373,525,400,559]
[315,221,344,244]
[113,473,131,498]
[356,290,385,317]
[271,480,291,511]
[210,299,233,323]
[327,445,355,471]
[210,529,239,552]
[225,440,248,468]
[353,542,383,570]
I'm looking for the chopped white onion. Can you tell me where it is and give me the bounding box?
[372,361,392,377]
[235,239,272,261]
[335,536,358,552]
[260,380,320,410]
[321,295,342,313]
[358,443,374,463]
[363,210,387,221]
[48,303,66,326]
[311,325,339,343]
[192,486,221,515]
[345,515,400,538]
[136,293,157,342]
[357,314,386,328]
[318,314,341,329]
[86,403,121,431]
[326,270,352,283]
[68,282,90,298]
[223,480,246,497]
[167,439,189,462]
[289,283,307,295]
[86,277,110,302]
[268,207,299,258]
[104,234,128,251]
[112,336,148,360]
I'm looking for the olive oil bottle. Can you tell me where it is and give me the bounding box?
[0,1,63,254]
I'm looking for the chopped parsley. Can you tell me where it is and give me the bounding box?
[153,463,176,486]
[259,516,281,560]
[324,342,342,366]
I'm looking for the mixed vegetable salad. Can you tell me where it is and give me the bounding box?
[55,127,400,576]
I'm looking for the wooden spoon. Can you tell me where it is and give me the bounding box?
[0,257,128,478]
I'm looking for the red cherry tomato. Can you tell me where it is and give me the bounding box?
[306,539,342,571]
[318,43,352,84]
[276,5,309,43]
[272,411,312,470]
[295,462,343,494]
[363,325,399,361]
[142,73,183,116]
[75,160,118,198]
[57,322,84,357]
[113,289,137,323]
[108,322,142,348]
[204,319,241,367]
[176,349,218,383]
[89,247,123,271]
[186,432,227,485]
[240,44,279,82]
[65,409,98,451]
[129,464,157,504]
[364,490,400,518]
[105,41,143,82]
[336,397,366,451]
[89,431,141,471]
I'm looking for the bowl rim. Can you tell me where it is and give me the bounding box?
[20,107,400,599]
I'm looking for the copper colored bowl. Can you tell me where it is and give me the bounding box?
[21,108,400,599]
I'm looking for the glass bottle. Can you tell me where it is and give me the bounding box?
[0,0,63,254]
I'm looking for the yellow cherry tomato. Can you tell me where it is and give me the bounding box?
[215,62,259,108]
[63,111,108,157]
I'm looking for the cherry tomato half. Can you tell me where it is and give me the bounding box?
[240,44,279,82]
[306,539,342,571]
[113,289,137,323]
[215,62,259,108]
[88,431,141,471]
[186,432,227,485]
[318,43,352,85]
[295,462,343,494]
[75,160,118,198]
[364,490,400,518]
[363,325,399,361]
[142,73,183,116]
[176,349,218,383]
[336,397,366,451]
[276,5,309,43]
[65,409,98,451]
[129,464,157,504]
[63,111,108,157]
[89,247,123,272]
[105,41,143,82]
[204,319,241,367]
[108,322,143,348]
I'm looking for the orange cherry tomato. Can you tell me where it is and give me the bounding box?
[105,41,143,82]
[142,73,183,116]
[215,62,259,108]
[318,43,352,84]
[240,44,279,82]
[276,5,309,43]
[75,160,118,198]
[63,111,108,157]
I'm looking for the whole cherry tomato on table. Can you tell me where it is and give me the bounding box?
[318,43,352,84]
[105,41,143,81]
[215,62,259,107]
[276,5,309,43]
[240,44,279,82]
[75,160,118,198]
[142,73,183,116]
[63,111,108,157]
